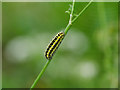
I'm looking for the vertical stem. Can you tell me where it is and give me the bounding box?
[69,0,75,25]
[97,2,107,27]
[64,0,75,35]
[97,2,112,87]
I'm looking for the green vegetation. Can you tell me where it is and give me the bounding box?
[2,1,118,88]
[31,0,93,88]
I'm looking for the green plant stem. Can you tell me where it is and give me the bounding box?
[30,0,93,89]
[69,0,75,25]
[64,23,72,35]
[30,60,51,89]
[72,0,93,23]
[64,0,75,35]
[64,0,93,35]
[97,2,112,87]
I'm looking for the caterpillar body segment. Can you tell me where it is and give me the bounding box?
[45,31,65,60]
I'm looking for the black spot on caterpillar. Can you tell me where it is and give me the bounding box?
[45,31,65,60]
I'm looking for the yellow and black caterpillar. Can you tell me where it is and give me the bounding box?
[45,31,65,60]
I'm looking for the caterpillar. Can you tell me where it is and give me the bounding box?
[45,31,65,60]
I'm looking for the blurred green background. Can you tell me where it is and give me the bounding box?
[2,2,118,88]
